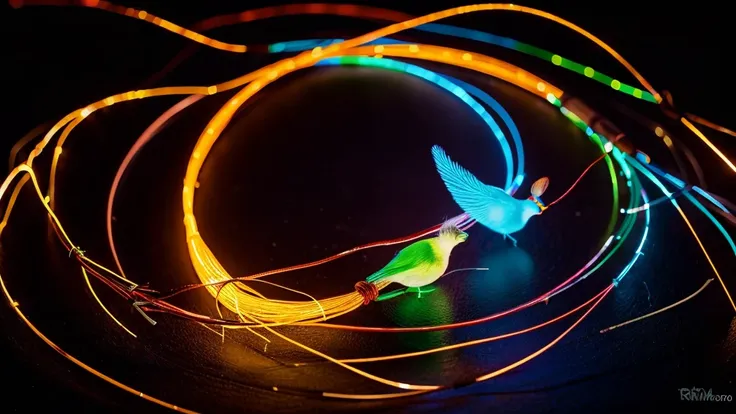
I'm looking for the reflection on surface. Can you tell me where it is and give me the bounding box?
[382,287,453,351]
[467,246,535,301]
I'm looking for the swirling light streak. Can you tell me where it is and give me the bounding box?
[1,1,733,409]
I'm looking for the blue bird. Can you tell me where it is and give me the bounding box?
[431,145,548,246]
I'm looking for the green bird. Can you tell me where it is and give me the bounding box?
[366,220,468,301]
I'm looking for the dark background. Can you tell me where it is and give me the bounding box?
[2,1,735,413]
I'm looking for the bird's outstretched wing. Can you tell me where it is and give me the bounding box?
[366,240,436,283]
[431,145,514,221]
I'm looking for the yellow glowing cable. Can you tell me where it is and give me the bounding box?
[11,0,729,331]
[0,175,29,234]
[681,117,736,173]
[600,278,714,333]
[2,2,734,406]
[180,43,561,324]
[82,268,137,338]
[0,172,193,413]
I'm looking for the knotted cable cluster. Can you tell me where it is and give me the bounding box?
[354,281,379,305]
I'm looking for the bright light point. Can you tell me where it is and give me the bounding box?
[663,135,673,146]
[654,126,664,137]
[373,45,384,53]
[611,79,621,90]
[80,108,92,118]
[311,47,322,57]
[44,196,50,204]
[230,99,239,106]
[584,67,594,77]
[604,142,614,153]
[633,88,643,98]
[398,383,410,389]
[54,147,62,155]
[137,10,147,19]
[207,86,217,94]
[551,54,562,65]
[267,70,278,79]
[193,151,200,159]
[546,93,556,103]
[206,128,214,135]
[462,53,472,61]
[620,208,625,214]
[536,82,546,91]
[409,45,419,52]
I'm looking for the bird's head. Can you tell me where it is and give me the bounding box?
[521,199,543,223]
[438,220,468,249]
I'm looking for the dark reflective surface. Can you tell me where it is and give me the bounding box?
[3,1,736,413]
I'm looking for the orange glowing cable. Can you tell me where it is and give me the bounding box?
[307,284,609,365]
[685,113,736,138]
[681,117,736,173]
[82,268,137,337]
[2,2,734,409]
[321,284,614,399]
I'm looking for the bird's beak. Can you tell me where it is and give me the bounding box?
[458,232,468,242]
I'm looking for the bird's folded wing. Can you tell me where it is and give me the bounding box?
[431,145,513,220]
[366,240,435,283]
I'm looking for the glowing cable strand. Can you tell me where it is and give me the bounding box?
[680,117,736,174]
[13,0,248,53]
[644,163,736,255]
[300,279,612,365]
[600,278,715,334]
[628,158,736,311]
[5,0,708,398]
[243,283,616,395]
[611,103,709,190]
[314,55,518,189]
[12,2,616,320]
[35,1,736,174]
[4,37,644,412]
[7,14,732,412]
[81,268,137,337]
[323,284,614,400]
[684,112,736,138]
[648,162,734,217]
[270,35,654,102]
[178,46,563,322]
[7,16,620,334]
[92,50,628,330]
[8,122,52,171]
[0,173,194,413]
[0,165,132,290]
[93,66,628,334]
[267,84,638,331]
[106,95,205,280]
[32,1,659,102]
[0,3,688,410]
[178,42,620,316]
[543,178,645,300]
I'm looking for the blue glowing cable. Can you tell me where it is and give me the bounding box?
[316,56,518,191]
[642,162,736,256]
